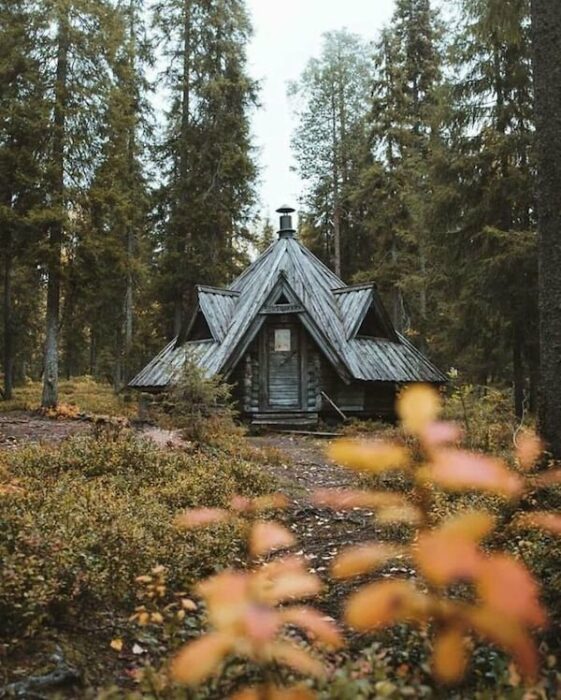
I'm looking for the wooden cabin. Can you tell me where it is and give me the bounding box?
[129,207,446,427]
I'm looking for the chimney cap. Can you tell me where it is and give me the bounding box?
[277,205,296,239]
[276,205,296,215]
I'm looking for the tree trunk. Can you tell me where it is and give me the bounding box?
[330,87,342,279]
[531,0,561,456]
[513,320,524,420]
[42,11,69,408]
[3,229,14,400]
[173,0,192,338]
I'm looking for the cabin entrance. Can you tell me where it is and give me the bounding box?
[261,321,303,410]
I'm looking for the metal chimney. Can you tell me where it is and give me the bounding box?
[277,205,296,238]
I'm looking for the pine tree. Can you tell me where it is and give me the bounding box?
[440,0,537,413]
[290,30,371,280]
[153,0,258,338]
[78,0,152,387]
[0,1,48,398]
[357,0,443,335]
[531,0,561,455]
[39,0,118,406]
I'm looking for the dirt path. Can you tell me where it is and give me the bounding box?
[249,434,408,616]
[0,412,91,449]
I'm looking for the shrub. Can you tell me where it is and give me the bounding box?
[0,431,277,638]
[150,358,244,446]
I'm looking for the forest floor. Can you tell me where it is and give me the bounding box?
[248,434,411,618]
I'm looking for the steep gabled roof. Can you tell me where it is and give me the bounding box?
[129,232,446,390]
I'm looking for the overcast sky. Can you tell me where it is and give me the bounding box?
[246,0,395,223]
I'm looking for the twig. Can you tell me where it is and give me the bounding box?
[0,647,80,698]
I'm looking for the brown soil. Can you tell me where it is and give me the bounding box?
[0,412,91,449]
[249,435,412,618]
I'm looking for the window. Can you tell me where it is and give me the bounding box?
[188,311,213,341]
[275,293,291,305]
[357,306,390,339]
[274,328,291,352]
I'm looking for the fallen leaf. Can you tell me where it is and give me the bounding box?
[110,638,123,652]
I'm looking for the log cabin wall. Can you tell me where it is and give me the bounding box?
[231,320,397,421]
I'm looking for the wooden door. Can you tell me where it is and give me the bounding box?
[265,323,302,409]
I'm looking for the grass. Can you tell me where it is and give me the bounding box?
[0,376,138,417]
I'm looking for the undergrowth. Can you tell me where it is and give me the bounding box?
[0,376,137,417]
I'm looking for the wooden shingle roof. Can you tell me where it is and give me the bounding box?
[129,234,446,390]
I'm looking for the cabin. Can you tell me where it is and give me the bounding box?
[129,207,446,427]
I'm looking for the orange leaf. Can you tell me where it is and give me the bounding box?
[467,608,539,680]
[328,440,410,474]
[529,469,561,488]
[280,607,343,649]
[175,508,230,529]
[397,384,441,435]
[170,632,234,685]
[420,421,463,448]
[439,511,497,542]
[432,627,468,685]
[197,571,250,629]
[517,511,561,535]
[242,606,281,645]
[250,521,296,558]
[419,449,523,497]
[110,638,123,652]
[516,430,543,471]
[312,488,406,510]
[476,555,547,628]
[258,571,323,605]
[415,531,482,586]
[332,543,405,579]
[267,642,325,678]
[345,580,429,631]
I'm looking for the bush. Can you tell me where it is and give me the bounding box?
[150,358,244,446]
[0,430,277,638]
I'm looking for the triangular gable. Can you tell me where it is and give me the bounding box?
[220,274,351,382]
[334,283,398,342]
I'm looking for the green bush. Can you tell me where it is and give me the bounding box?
[0,430,277,638]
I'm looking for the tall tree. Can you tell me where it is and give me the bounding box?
[290,30,371,280]
[354,0,443,335]
[40,0,117,406]
[0,1,48,399]
[439,0,537,414]
[153,0,258,337]
[531,0,561,455]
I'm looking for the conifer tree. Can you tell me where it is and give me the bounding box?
[290,30,371,280]
[0,1,48,398]
[39,0,118,406]
[531,0,561,455]
[153,0,258,337]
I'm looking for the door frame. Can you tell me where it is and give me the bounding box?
[259,318,307,412]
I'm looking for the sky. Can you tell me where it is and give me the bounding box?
[246,0,395,223]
